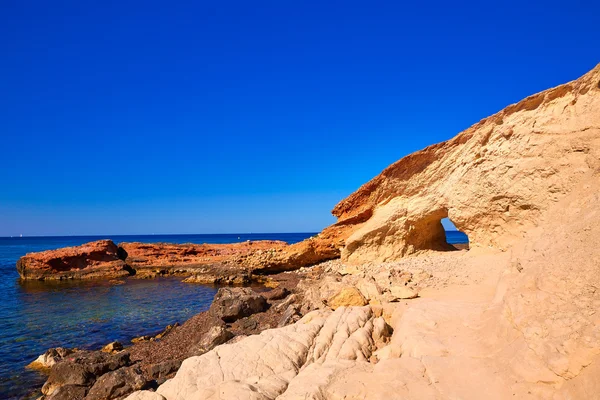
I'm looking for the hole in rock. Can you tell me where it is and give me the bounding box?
[442,217,469,250]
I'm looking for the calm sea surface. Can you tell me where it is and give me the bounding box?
[0,231,467,399]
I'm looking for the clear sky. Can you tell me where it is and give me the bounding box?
[1,1,598,236]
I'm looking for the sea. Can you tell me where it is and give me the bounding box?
[0,231,468,399]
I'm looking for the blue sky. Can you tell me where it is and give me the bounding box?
[1,0,598,236]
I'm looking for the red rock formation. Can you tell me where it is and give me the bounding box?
[16,240,130,281]
[17,240,290,281]
[120,241,288,276]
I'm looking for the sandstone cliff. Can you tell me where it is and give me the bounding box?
[332,63,600,263]
[247,63,600,269]
[124,64,600,399]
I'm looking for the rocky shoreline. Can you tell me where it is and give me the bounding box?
[29,271,306,400]
[17,64,600,399]
[16,238,341,284]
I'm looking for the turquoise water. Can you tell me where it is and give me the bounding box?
[0,231,467,399]
[0,233,313,400]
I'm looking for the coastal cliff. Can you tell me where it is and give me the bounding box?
[120,63,600,399]
[23,63,600,400]
[259,62,600,266]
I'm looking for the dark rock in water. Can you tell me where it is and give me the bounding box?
[45,384,88,400]
[42,351,131,396]
[263,287,290,301]
[209,287,267,323]
[86,366,150,400]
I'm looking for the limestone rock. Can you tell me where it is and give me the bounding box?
[209,287,267,323]
[101,341,123,354]
[16,240,129,281]
[124,391,166,400]
[327,287,368,309]
[388,286,419,300]
[27,347,75,371]
[253,63,600,268]
[277,304,300,327]
[333,64,600,263]
[125,306,392,400]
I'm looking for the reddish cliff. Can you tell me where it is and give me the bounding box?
[16,240,130,280]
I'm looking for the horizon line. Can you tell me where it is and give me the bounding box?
[0,229,462,239]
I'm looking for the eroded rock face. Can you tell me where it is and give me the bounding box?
[126,306,392,400]
[330,64,600,263]
[16,240,129,281]
[234,64,600,269]
[16,240,292,281]
[120,241,288,277]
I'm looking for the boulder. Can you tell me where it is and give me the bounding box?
[42,351,130,396]
[16,240,130,281]
[28,347,75,371]
[45,384,88,400]
[263,287,290,301]
[388,286,418,300]
[277,304,300,327]
[143,360,182,382]
[86,366,150,400]
[327,287,368,309]
[102,341,123,354]
[209,287,268,323]
[191,325,233,355]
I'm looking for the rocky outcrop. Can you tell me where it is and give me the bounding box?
[27,347,76,371]
[85,366,150,400]
[41,351,131,397]
[16,240,130,281]
[330,64,600,263]
[17,240,290,281]
[243,235,342,273]
[121,64,600,400]
[126,306,392,400]
[208,287,268,323]
[120,241,288,277]
[249,63,600,268]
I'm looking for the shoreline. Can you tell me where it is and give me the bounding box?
[28,271,307,399]
[11,234,469,399]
